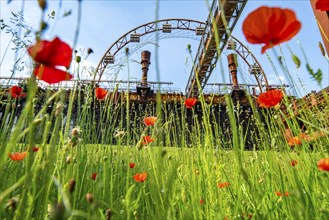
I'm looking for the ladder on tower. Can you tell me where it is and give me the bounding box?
[185,0,248,97]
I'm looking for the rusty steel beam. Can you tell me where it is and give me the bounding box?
[185,0,248,97]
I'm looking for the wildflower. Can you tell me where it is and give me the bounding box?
[290,160,298,167]
[91,172,97,181]
[242,6,301,54]
[143,116,157,126]
[199,199,205,205]
[288,136,302,147]
[95,87,108,100]
[217,182,230,188]
[8,86,25,98]
[133,172,148,182]
[184,98,197,109]
[317,158,329,171]
[275,191,283,196]
[143,135,155,145]
[27,37,73,84]
[316,0,329,11]
[129,163,136,168]
[276,191,289,196]
[9,152,27,161]
[257,89,283,108]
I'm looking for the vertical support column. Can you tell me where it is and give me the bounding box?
[227,53,239,89]
[141,51,151,86]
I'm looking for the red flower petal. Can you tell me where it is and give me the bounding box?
[133,172,148,182]
[95,87,108,100]
[257,89,283,108]
[316,0,329,11]
[129,163,136,168]
[28,37,72,68]
[143,116,157,126]
[8,86,24,98]
[276,191,283,196]
[9,152,27,161]
[217,182,230,188]
[91,172,97,181]
[317,158,329,171]
[290,160,298,167]
[33,65,73,84]
[184,98,197,109]
[242,6,301,54]
[142,135,155,145]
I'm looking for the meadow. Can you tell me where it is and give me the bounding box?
[0,1,329,220]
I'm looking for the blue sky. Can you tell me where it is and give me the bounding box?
[1,0,328,97]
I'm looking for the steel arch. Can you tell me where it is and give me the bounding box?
[95,18,268,93]
[95,18,206,81]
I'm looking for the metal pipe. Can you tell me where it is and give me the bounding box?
[227,53,238,88]
[141,51,151,86]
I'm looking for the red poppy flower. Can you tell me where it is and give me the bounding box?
[316,0,329,11]
[143,116,157,126]
[275,191,283,196]
[95,87,108,100]
[129,163,136,168]
[217,182,230,188]
[290,160,298,167]
[27,37,73,84]
[288,136,302,147]
[143,135,155,145]
[8,86,25,98]
[276,191,289,196]
[317,158,329,171]
[184,98,197,109]
[91,172,97,181]
[26,146,40,152]
[9,152,27,161]
[199,199,205,205]
[257,89,283,108]
[133,172,148,182]
[242,6,301,54]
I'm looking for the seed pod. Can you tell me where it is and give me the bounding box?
[86,193,93,204]
[105,208,111,220]
[319,42,326,57]
[68,179,76,193]
[87,48,94,55]
[38,0,47,10]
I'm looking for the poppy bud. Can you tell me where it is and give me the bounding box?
[53,203,65,220]
[68,179,76,193]
[38,0,47,10]
[319,42,326,57]
[40,21,48,32]
[71,127,81,136]
[105,208,111,220]
[75,55,81,63]
[5,197,19,210]
[55,102,64,116]
[11,103,16,109]
[87,48,94,55]
[86,193,93,203]
[66,156,72,164]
